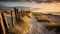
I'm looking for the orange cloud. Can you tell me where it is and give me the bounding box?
[32,3,60,12]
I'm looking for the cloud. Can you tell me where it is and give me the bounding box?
[0,0,60,3]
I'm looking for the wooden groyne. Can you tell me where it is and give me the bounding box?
[0,7,32,34]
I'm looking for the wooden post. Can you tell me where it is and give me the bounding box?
[11,11,14,26]
[1,12,9,32]
[19,11,21,17]
[20,9,22,17]
[14,7,17,21]
[21,9,24,17]
[24,11,26,16]
[0,12,6,34]
[16,9,19,21]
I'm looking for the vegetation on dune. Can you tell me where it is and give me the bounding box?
[45,23,60,27]
[33,12,60,28]
[33,13,49,22]
[0,8,32,34]
[10,16,31,34]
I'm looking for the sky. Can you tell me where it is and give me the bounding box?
[0,0,60,12]
[0,0,60,2]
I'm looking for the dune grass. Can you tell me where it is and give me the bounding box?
[10,16,31,34]
[0,9,32,34]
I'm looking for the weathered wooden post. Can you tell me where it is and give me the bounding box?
[18,11,22,22]
[19,11,21,17]
[23,10,25,17]
[14,7,19,22]
[20,9,22,17]
[16,9,19,21]
[21,9,24,17]
[1,12,9,30]
[11,11,14,26]
[0,12,6,34]
[14,7,17,21]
